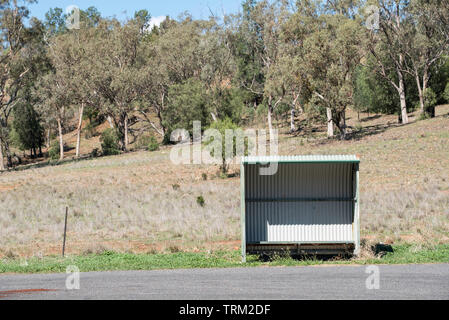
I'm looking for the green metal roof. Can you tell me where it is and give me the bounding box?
[242,155,360,164]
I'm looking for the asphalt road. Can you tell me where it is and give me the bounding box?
[0,264,448,300]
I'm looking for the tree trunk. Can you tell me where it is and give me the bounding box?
[396,53,409,124]
[46,129,51,149]
[107,116,115,129]
[416,67,435,118]
[339,111,347,140]
[4,140,12,168]
[124,113,129,151]
[398,72,409,124]
[0,142,4,171]
[57,118,64,161]
[76,103,84,158]
[327,108,334,138]
[290,106,296,133]
[268,105,274,142]
[157,112,166,137]
[416,73,425,115]
[422,70,434,118]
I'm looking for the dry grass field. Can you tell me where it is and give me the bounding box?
[0,106,448,259]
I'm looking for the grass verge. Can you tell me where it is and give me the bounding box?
[1,244,448,274]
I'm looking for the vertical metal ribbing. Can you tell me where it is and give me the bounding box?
[245,161,357,244]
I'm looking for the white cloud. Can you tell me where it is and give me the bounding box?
[148,16,166,30]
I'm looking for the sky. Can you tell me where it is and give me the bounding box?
[28,0,243,26]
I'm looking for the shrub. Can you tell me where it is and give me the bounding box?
[91,148,99,158]
[163,79,211,139]
[196,196,205,207]
[100,128,120,156]
[418,112,431,121]
[205,118,249,175]
[136,135,151,150]
[168,245,181,253]
[148,136,160,152]
[422,88,437,119]
[48,141,60,160]
[444,82,449,104]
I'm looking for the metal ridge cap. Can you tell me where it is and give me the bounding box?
[242,155,360,163]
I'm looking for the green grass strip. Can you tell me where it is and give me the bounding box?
[1,244,448,274]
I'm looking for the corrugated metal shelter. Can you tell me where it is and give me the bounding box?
[241,155,360,261]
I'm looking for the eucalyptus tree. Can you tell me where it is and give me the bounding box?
[138,17,217,138]
[402,0,449,117]
[0,0,43,169]
[288,1,365,138]
[364,0,413,124]
[228,0,266,109]
[138,49,170,138]
[88,19,147,151]
[44,6,101,35]
[138,18,188,138]
[134,9,151,33]
[43,7,66,35]
[434,0,449,40]
[198,17,239,123]
[267,51,308,133]
[237,0,291,141]
[48,23,100,157]
[34,70,73,161]
[275,7,314,133]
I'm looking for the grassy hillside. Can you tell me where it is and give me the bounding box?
[0,106,448,260]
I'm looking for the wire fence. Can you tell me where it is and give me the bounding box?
[5,207,226,254]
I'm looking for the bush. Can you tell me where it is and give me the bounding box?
[100,128,121,156]
[148,136,160,152]
[423,88,437,118]
[444,82,449,104]
[163,79,212,139]
[135,135,151,150]
[196,196,205,207]
[91,148,99,158]
[48,141,60,160]
[205,118,249,175]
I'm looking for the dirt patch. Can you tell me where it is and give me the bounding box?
[0,185,19,192]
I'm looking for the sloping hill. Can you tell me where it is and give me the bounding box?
[0,106,448,259]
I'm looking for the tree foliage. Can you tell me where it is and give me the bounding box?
[0,0,448,167]
[12,101,44,156]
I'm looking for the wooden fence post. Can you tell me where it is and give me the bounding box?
[62,207,68,257]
